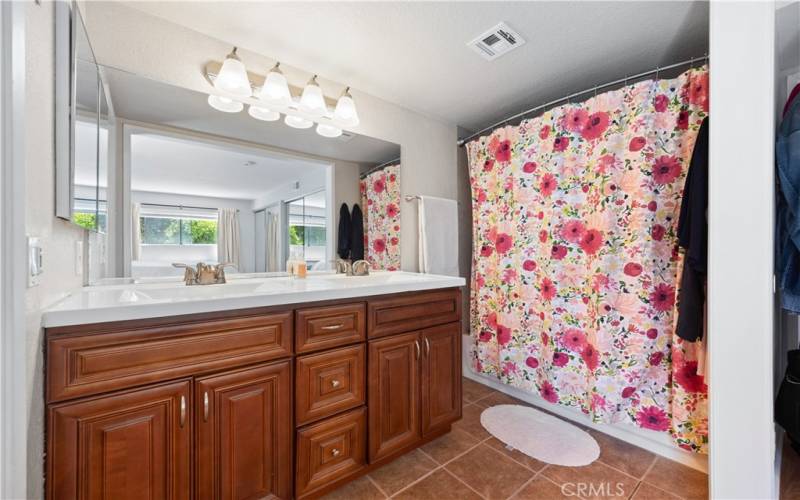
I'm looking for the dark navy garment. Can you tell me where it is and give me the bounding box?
[337,203,352,259]
[777,87,800,313]
[676,119,708,342]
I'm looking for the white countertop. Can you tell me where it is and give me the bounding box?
[42,271,466,328]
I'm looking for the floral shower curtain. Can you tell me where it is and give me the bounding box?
[360,164,401,270]
[466,67,709,453]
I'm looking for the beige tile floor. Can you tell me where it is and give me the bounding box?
[323,377,709,500]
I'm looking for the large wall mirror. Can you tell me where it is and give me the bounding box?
[56,7,401,282]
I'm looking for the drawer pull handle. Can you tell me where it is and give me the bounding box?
[331,379,341,388]
[424,338,430,357]
[321,323,344,331]
[414,340,420,360]
[331,448,341,457]
[203,391,209,422]
[180,395,186,428]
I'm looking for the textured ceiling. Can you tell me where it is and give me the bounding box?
[125,1,709,132]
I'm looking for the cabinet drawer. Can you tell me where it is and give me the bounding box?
[296,344,365,426]
[367,289,461,339]
[47,311,293,403]
[296,407,366,498]
[296,302,366,354]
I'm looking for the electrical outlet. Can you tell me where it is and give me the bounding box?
[27,236,42,287]
[75,240,84,277]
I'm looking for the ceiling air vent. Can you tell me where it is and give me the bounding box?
[467,22,525,61]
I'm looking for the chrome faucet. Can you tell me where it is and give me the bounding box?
[334,259,353,276]
[351,260,370,276]
[172,262,236,285]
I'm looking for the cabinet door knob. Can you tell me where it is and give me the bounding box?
[203,391,210,422]
[424,338,430,357]
[331,379,341,388]
[414,340,420,360]
[331,448,341,457]
[179,395,186,428]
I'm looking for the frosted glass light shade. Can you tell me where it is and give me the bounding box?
[284,114,314,129]
[316,123,343,138]
[299,76,326,117]
[258,65,291,107]
[248,105,280,121]
[333,90,359,127]
[208,94,243,113]
[214,48,251,98]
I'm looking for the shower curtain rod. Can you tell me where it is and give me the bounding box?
[360,157,401,179]
[457,55,709,147]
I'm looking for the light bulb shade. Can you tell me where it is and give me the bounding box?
[208,94,243,113]
[214,50,251,97]
[248,105,280,121]
[316,123,343,138]
[333,92,359,127]
[299,76,327,117]
[284,114,314,129]
[258,68,291,107]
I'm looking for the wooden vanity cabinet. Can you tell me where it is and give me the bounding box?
[368,322,462,462]
[195,361,293,500]
[47,380,192,500]
[45,288,461,500]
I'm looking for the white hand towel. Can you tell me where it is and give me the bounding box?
[418,196,459,276]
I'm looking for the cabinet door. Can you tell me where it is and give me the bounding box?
[47,380,191,500]
[421,323,462,436]
[195,360,292,500]
[368,331,421,462]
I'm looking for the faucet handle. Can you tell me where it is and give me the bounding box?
[352,260,370,276]
[172,263,197,284]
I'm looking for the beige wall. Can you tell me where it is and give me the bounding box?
[82,1,459,273]
[24,2,86,496]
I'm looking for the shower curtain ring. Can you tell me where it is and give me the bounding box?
[656,66,660,79]
[593,85,598,98]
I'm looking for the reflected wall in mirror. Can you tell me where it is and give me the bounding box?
[95,65,399,281]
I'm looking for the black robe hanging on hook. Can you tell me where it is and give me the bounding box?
[337,203,352,260]
[350,204,365,261]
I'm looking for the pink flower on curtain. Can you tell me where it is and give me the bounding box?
[560,220,586,243]
[652,156,682,184]
[649,283,675,312]
[561,329,588,353]
[540,381,559,403]
[636,406,670,432]
[579,229,604,255]
[580,111,610,140]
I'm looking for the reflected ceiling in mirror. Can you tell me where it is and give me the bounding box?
[101,65,398,164]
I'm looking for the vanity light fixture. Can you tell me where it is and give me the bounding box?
[284,114,314,129]
[258,62,292,107]
[299,75,327,117]
[208,94,244,113]
[316,122,343,138]
[204,54,361,138]
[213,47,252,98]
[248,105,280,121]
[333,87,360,127]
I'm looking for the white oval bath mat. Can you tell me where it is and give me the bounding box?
[480,404,600,466]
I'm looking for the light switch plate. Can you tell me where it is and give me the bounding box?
[27,236,42,287]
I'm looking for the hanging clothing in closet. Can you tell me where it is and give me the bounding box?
[467,66,709,453]
[337,203,352,260]
[360,164,401,270]
[777,85,800,313]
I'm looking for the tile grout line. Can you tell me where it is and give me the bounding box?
[441,465,489,500]
[503,473,538,500]
[366,473,391,499]
[386,437,487,499]
[386,464,443,499]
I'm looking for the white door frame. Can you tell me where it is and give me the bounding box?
[708,2,777,498]
[0,1,29,498]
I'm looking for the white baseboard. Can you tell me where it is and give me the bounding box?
[462,365,709,473]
